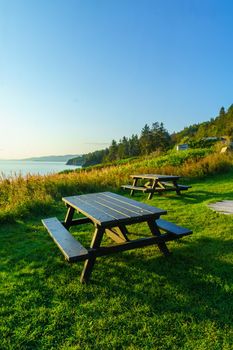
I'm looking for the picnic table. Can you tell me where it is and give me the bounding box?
[42,192,192,283]
[122,174,191,199]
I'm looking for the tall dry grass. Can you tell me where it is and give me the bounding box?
[0,150,232,222]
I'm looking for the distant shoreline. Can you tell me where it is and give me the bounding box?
[0,159,81,177]
[0,154,81,162]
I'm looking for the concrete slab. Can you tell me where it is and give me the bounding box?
[208,200,233,215]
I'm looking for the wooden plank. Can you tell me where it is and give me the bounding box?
[101,192,167,215]
[94,192,155,216]
[78,193,163,223]
[154,187,177,192]
[147,218,171,256]
[80,226,105,283]
[42,217,89,262]
[156,175,180,180]
[160,182,191,189]
[144,181,153,188]
[130,174,180,181]
[89,234,172,257]
[79,192,152,218]
[156,219,192,236]
[91,236,164,256]
[62,217,92,227]
[88,230,191,258]
[70,195,133,220]
[147,186,188,192]
[160,181,175,187]
[177,185,191,190]
[64,206,75,228]
[63,192,166,226]
[63,196,123,226]
[105,227,128,243]
[121,185,151,192]
[156,181,166,189]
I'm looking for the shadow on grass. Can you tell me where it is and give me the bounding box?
[119,187,233,205]
[94,236,233,325]
[1,219,232,349]
[172,191,233,205]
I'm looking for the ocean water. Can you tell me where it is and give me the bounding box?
[0,160,80,178]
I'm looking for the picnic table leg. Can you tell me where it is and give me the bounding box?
[173,180,181,195]
[130,178,138,196]
[147,219,171,256]
[80,226,105,283]
[147,179,158,200]
[63,206,75,229]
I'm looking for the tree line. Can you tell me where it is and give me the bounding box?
[67,122,171,167]
[172,104,233,144]
[67,103,233,167]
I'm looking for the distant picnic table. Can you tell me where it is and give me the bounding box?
[42,192,192,283]
[121,174,191,199]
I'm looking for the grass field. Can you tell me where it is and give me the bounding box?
[1,170,233,349]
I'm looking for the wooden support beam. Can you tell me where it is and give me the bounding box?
[62,217,92,227]
[105,227,129,243]
[89,234,174,257]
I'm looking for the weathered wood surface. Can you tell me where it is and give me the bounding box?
[106,191,163,211]
[105,226,129,243]
[122,174,191,199]
[121,185,151,192]
[42,217,89,262]
[42,192,193,283]
[62,217,92,227]
[208,200,233,215]
[130,174,180,181]
[176,185,192,190]
[89,235,169,256]
[63,192,166,227]
[160,182,191,189]
[80,226,105,283]
[121,184,190,192]
[156,218,192,237]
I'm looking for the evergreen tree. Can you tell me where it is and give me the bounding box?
[108,140,118,161]
[129,134,140,156]
[219,106,225,117]
[151,122,169,150]
[117,139,124,159]
[117,136,130,159]
[139,124,154,155]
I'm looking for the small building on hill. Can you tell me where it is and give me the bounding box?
[202,136,227,143]
[176,144,189,151]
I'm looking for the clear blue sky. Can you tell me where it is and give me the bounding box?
[1,0,233,159]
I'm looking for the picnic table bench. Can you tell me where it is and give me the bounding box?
[42,192,192,283]
[122,174,191,199]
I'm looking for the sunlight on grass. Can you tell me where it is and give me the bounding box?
[0,151,233,349]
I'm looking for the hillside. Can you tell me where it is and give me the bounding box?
[66,104,233,167]
[67,122,171,167]
[22,154,80,162]
[172,104,233,144]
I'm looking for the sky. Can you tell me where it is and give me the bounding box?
[0,0,233,159]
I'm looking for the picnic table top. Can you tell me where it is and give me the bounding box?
[130,174,180,180]
[62,191,167,227]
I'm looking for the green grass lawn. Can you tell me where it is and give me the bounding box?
[1,172,233,349]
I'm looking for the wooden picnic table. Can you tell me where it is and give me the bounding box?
[42,192,192,283]
[122,174,191,199]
